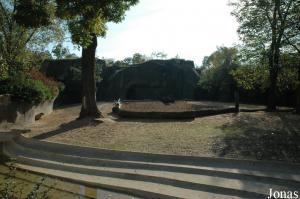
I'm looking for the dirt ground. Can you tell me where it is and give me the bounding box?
[20,102,300,163]
[119,100,234,112]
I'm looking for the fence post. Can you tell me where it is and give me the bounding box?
[234,89,240,113]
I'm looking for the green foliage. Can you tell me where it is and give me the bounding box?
[64,53,79,59]
[231,64,298,93]
[122,57,133,66]
[198,47,240,100]
[105,52,150,67]
[113,60,128,67]
[231,65,269,91]
[0,0,64,71]
[0,60,8,80]
[104,58,116,67]
[20,50,53,70]
[151,52,168,60]
[14,0,56,28]
[15,0,138,117]
[0,72,56,104]
[230,0,299,54]
[230,0,300,109]
[28,68,62,95]
[0,0,59,104]
[55,0,139,47]
[108,51,168,67]
[199,45,298,105]
[277,67,298,92]
[52,43,70,59]
[230,0,271,56]
[14,0,139,47]
[132,53,148,64]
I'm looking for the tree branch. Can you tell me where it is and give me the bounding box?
[283,34,300,54]
[24,30,36,46]
[276,0,293,46]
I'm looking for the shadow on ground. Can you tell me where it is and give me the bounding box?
[212,112,300,163]
[33,118,102,140]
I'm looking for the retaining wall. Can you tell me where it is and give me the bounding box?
[115,100,237,119]
[0,94,56,125]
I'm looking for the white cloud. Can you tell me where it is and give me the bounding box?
[95,0,239,65]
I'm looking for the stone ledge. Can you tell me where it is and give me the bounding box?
[0,94,56,125]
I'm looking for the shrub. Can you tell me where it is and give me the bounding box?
[0,60,8,81]
[0,72,57,104]
[27,68,62,96]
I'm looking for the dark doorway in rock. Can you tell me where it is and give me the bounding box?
[126,85,138,100]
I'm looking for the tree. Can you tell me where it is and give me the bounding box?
[151,51,168,60]
[132,53,147,64]
[123,57,133,65]
[231,52,298,106]
[281,5,300,113]
[230,0,299,111]
[198,47,240,101]
[57,1,139,118]
[52,43,79,59]
[26,50,52,68]
[0,0,64,74]
[16,0,139,118]
[231,65,269,92]
[52,43,70,59]
[64,53,79,59]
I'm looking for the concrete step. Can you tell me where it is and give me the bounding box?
[3,135,300,199]
[14,155,297,196]
[0,164,140,199]
[8,140,300,182]
[16,136,300,175]
[15,163,257,199]
[4,142,299,199]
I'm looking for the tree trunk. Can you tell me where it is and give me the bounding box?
[234,89,240,113]
[267,39,280,112]
[267,49,278,112]
[79,35,102,119]
[266,1,279,112]
[267,70,278,112]
[267,47,280,112]
[296,61,300,114]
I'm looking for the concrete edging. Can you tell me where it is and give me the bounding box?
[1,133,300,199]
[3,133,299,174]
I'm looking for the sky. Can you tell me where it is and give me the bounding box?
[71,0,240,66]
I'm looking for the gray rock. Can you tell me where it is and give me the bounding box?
[42,59,200,104]
[98,59,200,101]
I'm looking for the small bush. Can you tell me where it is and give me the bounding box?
[0,72,57,104]
[27,68,62,96]
[0,60,8,81]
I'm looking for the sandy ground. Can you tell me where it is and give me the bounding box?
[119,100,232,112]
[118,100,265,112]
[20,102,300,162]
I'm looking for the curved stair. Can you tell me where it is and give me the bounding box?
[1,133,300,199]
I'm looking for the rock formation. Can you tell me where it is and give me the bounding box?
[98,59,200,101]
[42,59,200,104]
